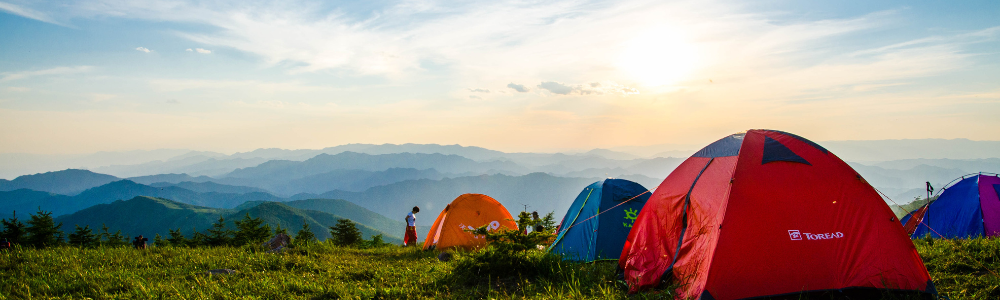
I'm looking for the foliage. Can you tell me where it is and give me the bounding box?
[24,208,64,248]
[167,228,188,247]
[294,221,316,246]
[99,224,129,247]
[359,234,392,249]
[205,216,233,246]
[330,218,363,246]
[68,225,99,248]
[540,212,557,231]
[232,213,271,246]
[914,237,1000,299]
[1,213,26,245]
[153,233,166,247]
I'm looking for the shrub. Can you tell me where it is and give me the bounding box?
[329,219,362,246]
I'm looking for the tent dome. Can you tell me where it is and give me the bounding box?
[618,130,935,299]
[422,194,518,251]
[549,178,650,261]
[901,173,1000,239]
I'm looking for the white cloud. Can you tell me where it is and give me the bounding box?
[0,66,92,82]
[186,48,192,52]
[195,48,211,54]
[468,88,490,93]
[507,83,529,93]
[0,1,62,25]
[135,47,151,53]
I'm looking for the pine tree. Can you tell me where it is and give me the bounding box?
[189,228,208,247]
[273,223,288,235]
[105,229,129,247]
[1,212,27,245]
[329,219,362,246]
[294,221,316,246]
[167,228,188,247]
[205,216,232,246]
[541,212,557,232]
[232,213,270,246]
[68,225,99,248]
[24,208,64,248]
[152,233,165,247]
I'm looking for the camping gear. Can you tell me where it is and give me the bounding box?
[618,130,935,299]
[549,179,650,261]
[422,194,518,251]
[901,173,1000,238]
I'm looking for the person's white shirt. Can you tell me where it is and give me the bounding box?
[406,212,416,227]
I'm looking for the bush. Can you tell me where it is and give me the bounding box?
[329,219,362,246]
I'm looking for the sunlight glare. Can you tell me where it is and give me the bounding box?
[618,26,700,87]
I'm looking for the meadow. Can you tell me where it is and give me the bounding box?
[0,237,997,299]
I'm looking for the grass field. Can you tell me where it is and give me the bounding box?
[1,238,997,299]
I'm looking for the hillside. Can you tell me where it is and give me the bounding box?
[0,169,119,195]
[313,173,623,221]
[54,196,402,244]
[0,189,74,219]
[224,152,526,180]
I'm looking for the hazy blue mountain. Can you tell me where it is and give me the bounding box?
[849,163,970,204]
[313,172,634,222]
[0,149,194,180]
[149,181,269,194]
[0,180,287,218]
[0,169,120,195]
[54,196,402,244]
[0,189,74,220]
[128,173,215,185]
[93,156,270,178]
[823,139,1000,162]
[871,158,1000,174]
[224,152,526,181]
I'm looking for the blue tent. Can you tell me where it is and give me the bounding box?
[549,178,651,261]
[901,173,1000,239]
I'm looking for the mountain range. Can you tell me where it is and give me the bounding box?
[55,196,404,244]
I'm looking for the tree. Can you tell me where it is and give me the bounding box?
[232,213,270,246]
[540,212,557,232]
[273,223,288,235]
[24,208,64,248]
[68,225,99,248]
[167,228,188,247]
[1,211,27,245]
[294,221,316,246]
[152,233,166,247]
[189,228,208,247]
[106,229,129,247]
[205,216,232,247]
[329,219,362,246]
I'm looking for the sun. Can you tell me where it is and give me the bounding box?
[618,26,700,87]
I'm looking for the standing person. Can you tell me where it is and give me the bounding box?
[403,206,419,246]
[1,238,10,250]
[132,235,148,249]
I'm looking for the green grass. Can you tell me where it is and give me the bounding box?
[2,238,997,299]
[914,237,1000,299]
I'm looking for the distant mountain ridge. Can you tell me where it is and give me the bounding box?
[54,196,403,244]
[0,169,119,195]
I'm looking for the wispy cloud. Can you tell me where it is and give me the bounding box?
[186,48,211,54]
[135,47,151,53]
[0,66,92,82]
[0,1,62,26]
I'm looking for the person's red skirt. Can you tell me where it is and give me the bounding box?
[404,226,418,246]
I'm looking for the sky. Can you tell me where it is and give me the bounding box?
[0,0,998,154]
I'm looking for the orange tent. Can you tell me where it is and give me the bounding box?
[422,194,518,251]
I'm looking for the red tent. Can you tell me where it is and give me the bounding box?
[618,130,934,299]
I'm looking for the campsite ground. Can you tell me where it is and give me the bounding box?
[1,238,997,299]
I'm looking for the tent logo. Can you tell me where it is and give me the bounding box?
[789,230,845,241]
[623,208,639,228]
